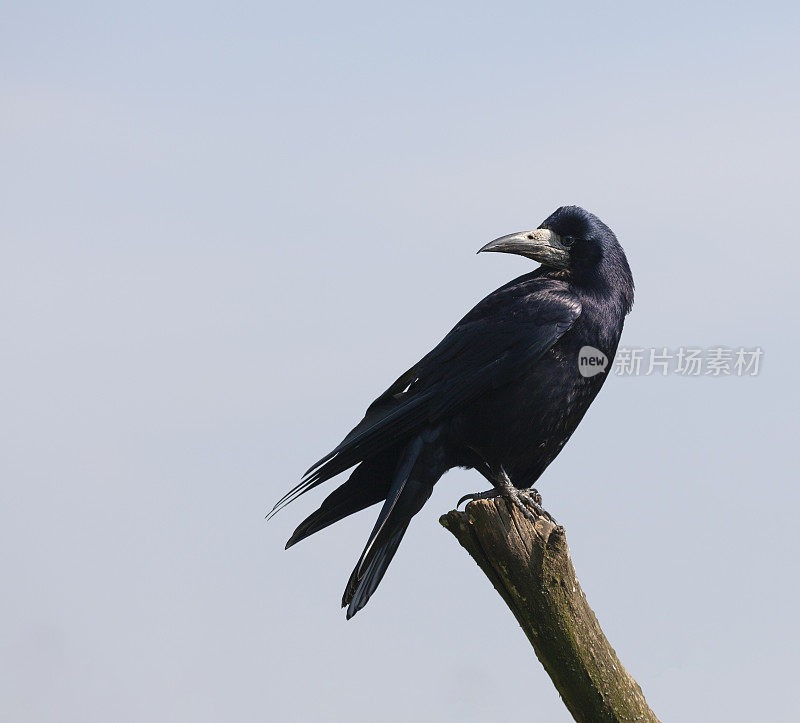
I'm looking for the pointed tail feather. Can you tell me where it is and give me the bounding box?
[342,436,438,618]
[343,525,408,619]
[266,388,432,522]
[285,449,397,549]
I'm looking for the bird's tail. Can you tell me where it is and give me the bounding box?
[341,435,437,619]
[285,447,399,549]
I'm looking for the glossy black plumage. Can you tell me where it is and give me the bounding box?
[271,206,634,618]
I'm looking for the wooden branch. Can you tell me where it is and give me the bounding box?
[440,499,660,723]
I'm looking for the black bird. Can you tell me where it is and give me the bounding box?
[270,206,634,618]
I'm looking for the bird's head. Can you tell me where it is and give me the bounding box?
[478,205,634,311]
[478,206,611,271]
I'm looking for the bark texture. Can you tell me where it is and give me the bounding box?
[440,498,660,723]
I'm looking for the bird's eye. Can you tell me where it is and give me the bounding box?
[562,236,576,247]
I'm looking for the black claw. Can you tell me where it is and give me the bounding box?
[514,501,540,525]
[457,493,475,508]
[519,491,557,524]
[458,488,501,508]
[502,492,545,538]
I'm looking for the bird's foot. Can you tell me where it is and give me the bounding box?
[517,488,556,524]
[458,476,556,527]
[500,486,553,528]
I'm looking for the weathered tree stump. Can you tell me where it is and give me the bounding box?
[440,498,659,723]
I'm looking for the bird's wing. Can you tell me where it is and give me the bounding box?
[269,276,580,516]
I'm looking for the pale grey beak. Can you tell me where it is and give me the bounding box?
[478,228,570,269]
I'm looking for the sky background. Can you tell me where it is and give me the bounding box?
[2,2,799,721]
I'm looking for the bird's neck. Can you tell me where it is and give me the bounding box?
[545,265,634,320]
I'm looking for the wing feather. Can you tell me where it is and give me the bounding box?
[268,275,581,518]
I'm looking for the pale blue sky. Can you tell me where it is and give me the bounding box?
[2,2,799,721]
